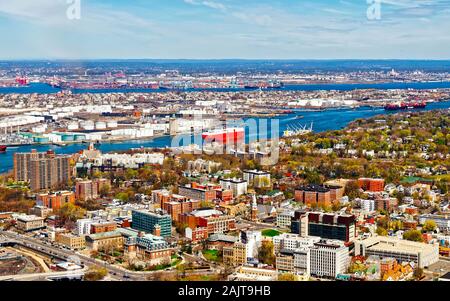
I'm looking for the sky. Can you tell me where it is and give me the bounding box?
[0,0,449,59]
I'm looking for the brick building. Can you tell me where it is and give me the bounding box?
[75,178,110,201]
[294,185,344,207]
[36,191,75,210]
[358,178,385,192]
[14,150,71,192]
[178,182,219,202]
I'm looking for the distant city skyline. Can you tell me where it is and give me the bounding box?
[0,0,449,59]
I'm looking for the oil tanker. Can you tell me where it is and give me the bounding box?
[384,101,427,111]
[202,128,245,144]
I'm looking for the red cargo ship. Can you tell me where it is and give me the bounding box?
[202,128,245,144]
[0,146,6,153]
[384,101,427,111]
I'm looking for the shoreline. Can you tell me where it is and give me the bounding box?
[3,81,450,95]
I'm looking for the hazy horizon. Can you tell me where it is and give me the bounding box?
[1,0,450,59]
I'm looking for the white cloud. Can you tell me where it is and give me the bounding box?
[183,0,226,11]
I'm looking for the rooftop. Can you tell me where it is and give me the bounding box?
[359,236,438,254]
[86,230,122,240]
[16,215,44,222]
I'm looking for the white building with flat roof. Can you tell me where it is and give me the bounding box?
[272,233,321,253]
[220,178,248,197]
[276,209,294,228]
[243,169,271,188]
[309,240,349,279]
[16,215,45,232]
[355,236,439,268]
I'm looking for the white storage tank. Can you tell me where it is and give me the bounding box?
[81,121,95,131]
[68,122,79,130]
[95,121,107,130]
[107,121,118,128]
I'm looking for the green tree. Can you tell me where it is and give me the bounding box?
[258,240,275,266]
[56,203,86,223]
[305,170,321,185]
[345,181,362,200]
[376,227,388,236]
[83,266,108,281]
[422,220,437,232]
[413,267,424,280]
[99,184,111,197]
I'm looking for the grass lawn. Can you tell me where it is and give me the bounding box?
[202,249,221,262]
[262,229,281,237]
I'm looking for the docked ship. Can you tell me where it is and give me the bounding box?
[202,128,245,143]
[244,81,284,90]
[384,101,427,111]
[0,145,7,153]
[283,123,313,138]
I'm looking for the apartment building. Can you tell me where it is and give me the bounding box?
[243,169,271,188]
[15,150,72,191]
[358,178,385,192]
[294,184,344,207]
[220,178,248,197]
[75,178,110,201]
[91,222,117,234]
[36,191,75,210]
[13,150,47,182]
[178,183,218,202]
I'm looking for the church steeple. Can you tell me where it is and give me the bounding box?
[251,194,258,221]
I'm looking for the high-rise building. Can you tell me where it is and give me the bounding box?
[291,211,356,243]
[13,150,47,182]
[131,209,172,237]
[290,210,309,237]
[14,150,71,191]
[30,156,71,192]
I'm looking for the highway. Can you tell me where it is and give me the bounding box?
[1,231,220,281]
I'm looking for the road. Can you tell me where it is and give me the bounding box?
[1,231,220,281]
